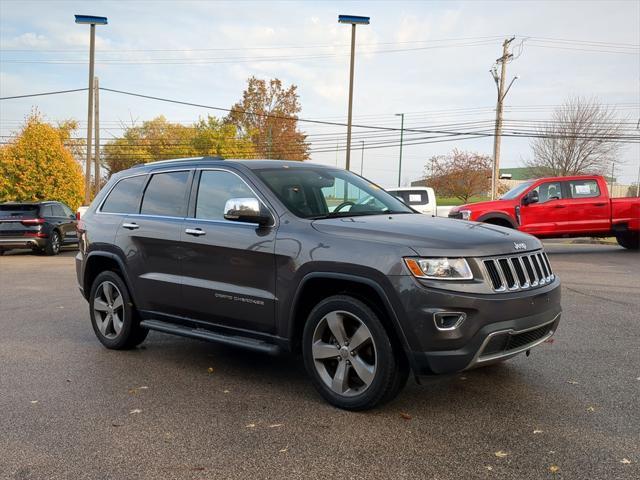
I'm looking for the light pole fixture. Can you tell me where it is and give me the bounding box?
[396,113,404,187]
[75,14,108,204]
[338,14,369,171]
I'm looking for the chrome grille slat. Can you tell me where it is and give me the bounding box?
[482,250,554,293]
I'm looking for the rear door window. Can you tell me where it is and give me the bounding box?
[141,171,190,217]
[394,190,428,205]
[51,204,66,217]
[101,175,147,214]
[568,179,600,199]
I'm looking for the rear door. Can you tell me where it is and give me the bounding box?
[50,203,77,244]
[115,169,192,317]
[519,181,569,235]
[562,178,610,234]
[180,168,277,333]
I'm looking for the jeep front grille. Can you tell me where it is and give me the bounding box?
[482,251,554,292]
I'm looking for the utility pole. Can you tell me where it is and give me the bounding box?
[636,119,640,196]
[85,24,96,203]
[338,15,369,171]
[75,14,107,204]
[94,76,100,193]
[490,37,517,200]
[396,113,404,187]
[360,140,365,176]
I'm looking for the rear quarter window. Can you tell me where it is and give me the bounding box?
[101,175,147,214]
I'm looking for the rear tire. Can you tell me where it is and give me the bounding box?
[89,271,148,350]
[615,231,639,250]
[44,230,61,256]
[302,295,408,410]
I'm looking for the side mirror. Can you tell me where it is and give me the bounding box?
[224,198,272,226]
[522,190,539,206]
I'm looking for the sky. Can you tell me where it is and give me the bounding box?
[1,0,639,187]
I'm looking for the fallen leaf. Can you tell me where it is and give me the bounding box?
[400,412,412,420]
[621,458,631,465]
[223,390,230,394]
[279,447,288,453]
[549,465,560,474]
[245,423,256,428]
[30,400,38,404]
[587,406,596,412]
[128,388,138,395]
[129,409,142,415]
[485,466,493,471]
[207,367,214,374]
[494,451,509,458]
[112,422,125,427]
[567,380,579,385]
[190,467,206,471]
[268,423,283,428]
[533,429,543,434]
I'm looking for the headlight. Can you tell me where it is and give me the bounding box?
[459,209,472,220]
[404,257,473,280]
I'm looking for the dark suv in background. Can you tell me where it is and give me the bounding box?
[0,201,78,256]
[76,157,561,410]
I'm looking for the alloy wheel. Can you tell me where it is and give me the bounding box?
[51,232,60,254]
[311,310,377,397]
[93,281,125,339]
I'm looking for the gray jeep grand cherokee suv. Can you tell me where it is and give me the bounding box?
[76,157,561,410]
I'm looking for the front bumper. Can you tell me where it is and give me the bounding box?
[388,275,562,375]
[0,237,47,249]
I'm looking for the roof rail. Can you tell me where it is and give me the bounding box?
[132,156,224,168]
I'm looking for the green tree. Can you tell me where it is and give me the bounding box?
[0,113,84,210]
[226,76,309,161]
[192,115,256,158]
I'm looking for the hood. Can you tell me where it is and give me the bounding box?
[311,214,541,257]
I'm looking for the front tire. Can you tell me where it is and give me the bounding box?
[302,295,407,410]
[89,271,148,350]
[615,231,639,250]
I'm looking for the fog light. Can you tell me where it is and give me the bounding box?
[433,312,466,331]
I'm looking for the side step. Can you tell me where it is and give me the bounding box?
[140,319,281,355]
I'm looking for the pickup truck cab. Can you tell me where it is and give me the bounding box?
[386,187,437,216]
[449,175,639,250]
[76,158,561,410]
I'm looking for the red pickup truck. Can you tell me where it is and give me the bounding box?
[449,175,639,250]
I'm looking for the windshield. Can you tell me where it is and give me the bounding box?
[254,167,414,219]
[500,181,534,200]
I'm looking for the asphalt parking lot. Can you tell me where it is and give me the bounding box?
[1,243,638,479]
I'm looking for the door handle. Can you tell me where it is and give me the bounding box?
[122,222,139,230]
[553,205,566,208]
[185,228,206,236]
[593,203,606,207]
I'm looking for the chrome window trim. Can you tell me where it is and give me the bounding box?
[192,167,278,228]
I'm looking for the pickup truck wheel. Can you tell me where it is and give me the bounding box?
[615,232,639,250]
[302,295,405,410]
[89,271,148,350]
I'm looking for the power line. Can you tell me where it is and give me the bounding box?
[0,88,88,100]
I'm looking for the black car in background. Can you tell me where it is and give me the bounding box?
[0,201,78,255]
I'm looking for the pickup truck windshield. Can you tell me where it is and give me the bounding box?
[254,167,414,219]
[500,181,534,200]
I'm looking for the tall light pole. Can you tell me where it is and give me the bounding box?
[75,15,108,204]
[490,37,517,200]
[396,113,404,187]
[338,14,369,171]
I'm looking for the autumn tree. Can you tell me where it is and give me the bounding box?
[226,76,309,161]
[423,150,492,202]
[0,113,84,210]
[526,97,627,177]
[102,115,256,175]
